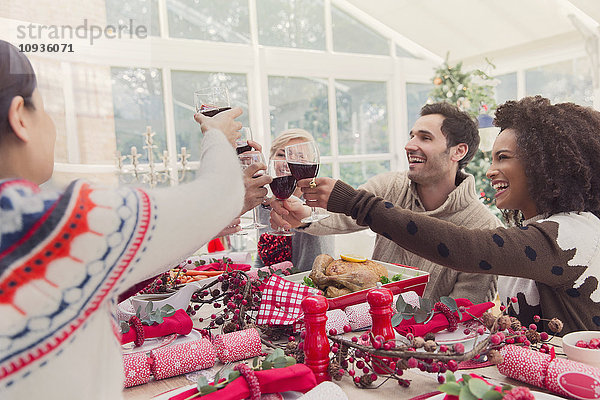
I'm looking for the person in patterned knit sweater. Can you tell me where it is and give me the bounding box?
[280,96,600,335]
[0,41,245,398]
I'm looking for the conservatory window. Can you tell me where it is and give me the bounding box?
[256,0,326,50]
[72,63,116,164]
[331,5,388,55]
[494,72,517,105]
[171,71,249,161]
[111,67,167,163]
[336,80,388,156]
[405,83,433,131]
[268,76,330,155]
[525,57,593,106]
[105,0,161,37]
[166,0,250,43]
[340,160,390,188]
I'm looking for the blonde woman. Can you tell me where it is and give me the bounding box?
[256,129,334,270]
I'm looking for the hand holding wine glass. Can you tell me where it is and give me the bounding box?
[296,176,337,210]
[284,141,329,223]
[267,159,296,236]
[194,86,231,116]
[238,151,269,231]
[193,107,242,146]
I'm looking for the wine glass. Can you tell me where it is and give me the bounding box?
[194,86,231,116]
[267,159,296,236]
[238,151,268,231]
[236,127,253,155]
[284,141,329,223]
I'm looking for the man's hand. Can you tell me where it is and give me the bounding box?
[242,163,272,214]
[214,217,242,236]
[297,177,336,210]
[270,197,311,229]
[194,107,243,147]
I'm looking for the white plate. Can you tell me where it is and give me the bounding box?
[427,390,565,400]
[434,321,488,348]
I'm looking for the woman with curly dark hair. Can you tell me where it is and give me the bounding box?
[279,96,600,334]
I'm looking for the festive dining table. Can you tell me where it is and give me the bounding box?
[122,335,567,400]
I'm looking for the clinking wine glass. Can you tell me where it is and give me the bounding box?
[236,127,253,155]
[194,86,231,116]
[238,151,268,231]
[268,159,296,236]
[284,141,329,223]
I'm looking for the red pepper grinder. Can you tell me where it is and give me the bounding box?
[367,284,395,373]
[301,294,331,383]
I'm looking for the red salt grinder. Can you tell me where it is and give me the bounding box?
[367,285,395,373]
[301,294,331,383]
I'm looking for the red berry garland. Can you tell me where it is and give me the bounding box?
[257,233,292,265]
[129,315,145,347]
[434,302,458,332]
[234,363,261,400]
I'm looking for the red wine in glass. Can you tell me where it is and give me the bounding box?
[236,144,253,154]
[270,175,297,200]
[200,106,231,117]
[287,162,319,181]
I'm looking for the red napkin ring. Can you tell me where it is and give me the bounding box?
[234,363,261,400]
[129,315,145,347]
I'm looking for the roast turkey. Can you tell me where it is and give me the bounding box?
[309,254,388,297]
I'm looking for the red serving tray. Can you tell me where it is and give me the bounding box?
[283,260,429,310]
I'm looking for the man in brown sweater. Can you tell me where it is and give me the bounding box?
[272,103,503,303]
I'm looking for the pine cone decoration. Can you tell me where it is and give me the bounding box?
[294,348,305,364]
[481,312,496,329]
[328,361,344,381]
[548,318,563,333]
[412,337,426,348]
[222,322,237,334]
[424,340,437,352]
[358,374,373,387]
[525,329,541,344]
[285,341,299,356]
[424,332,436,342]
[510,317,522,331]
[498,315,511,330]
[487,349,503,365]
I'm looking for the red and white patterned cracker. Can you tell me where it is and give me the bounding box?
[123,352,152,388]
[256,275,312,326]
[325,309,350,333]
[345,302,372,330]
[150,338,215,380]
[213,328,263,363]
[499,344,600,399]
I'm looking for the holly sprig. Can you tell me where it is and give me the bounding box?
[438,372,513,400]
[391,296,462,326]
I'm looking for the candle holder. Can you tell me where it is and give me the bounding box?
[116,126,191,188]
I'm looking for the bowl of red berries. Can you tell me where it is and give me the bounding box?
[562,331,600,368]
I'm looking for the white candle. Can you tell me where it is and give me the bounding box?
[131,146,137,156]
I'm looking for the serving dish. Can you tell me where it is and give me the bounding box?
[283,260,429,310]
[562,330,600,368]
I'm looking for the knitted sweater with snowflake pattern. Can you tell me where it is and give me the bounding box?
[0,130,243,399]
[328,180,600,334]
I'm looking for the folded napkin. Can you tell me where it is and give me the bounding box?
[499,344,600,399]
[169,364,317,400]
[395,299,494,336]
[256,274,311,329]
[120,309,193,345]
[123,338,215,387]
